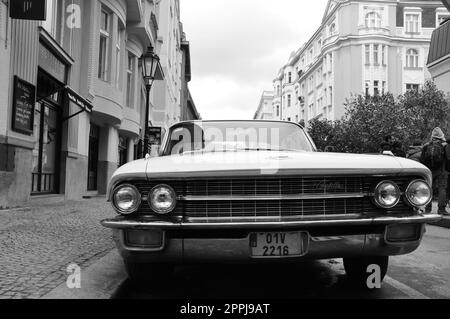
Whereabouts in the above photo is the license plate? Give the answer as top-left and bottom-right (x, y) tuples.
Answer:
(250, 232), (308, 258)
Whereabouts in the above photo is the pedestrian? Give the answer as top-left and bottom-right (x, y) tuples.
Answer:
(406, 140), (423, 162)
(420, 127), (450, 216)
(324, 145), (336, 153)
(392, 140), (406, 158)
(380, 135), (393, 152)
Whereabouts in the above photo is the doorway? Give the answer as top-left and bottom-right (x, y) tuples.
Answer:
(31, 101), (62, 194)
(87, 124), (100, 191)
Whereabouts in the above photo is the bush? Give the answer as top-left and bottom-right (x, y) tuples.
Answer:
(307, 81), (450, 154)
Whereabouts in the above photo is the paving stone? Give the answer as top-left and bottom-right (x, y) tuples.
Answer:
(0, 198), (116, 299)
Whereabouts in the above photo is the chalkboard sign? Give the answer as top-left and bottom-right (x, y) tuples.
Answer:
(12, 76), (36, 135)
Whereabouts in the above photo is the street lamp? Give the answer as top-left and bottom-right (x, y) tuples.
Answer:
(141, 45), (161, 157)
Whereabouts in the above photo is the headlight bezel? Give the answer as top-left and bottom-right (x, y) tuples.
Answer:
(404, 179), (432, 208)
(148, 184), (178, 215)
(111, 184), (142, 215)
(373, 180), (401, 209)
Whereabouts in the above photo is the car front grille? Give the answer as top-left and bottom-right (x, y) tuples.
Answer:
(131, 175), (419, 219)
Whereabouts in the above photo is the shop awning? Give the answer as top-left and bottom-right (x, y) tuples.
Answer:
(62, 86), (94, 122)
(65, 86), (93, 113)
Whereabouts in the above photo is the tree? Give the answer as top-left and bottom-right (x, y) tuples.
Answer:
(307, 81), (450, 154)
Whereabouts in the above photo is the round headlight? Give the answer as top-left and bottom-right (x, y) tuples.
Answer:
(149, 185), (177, 215)
(374, 181), (401, 209)
(112, 184), (141, 215)
(405, 180), (432, 207)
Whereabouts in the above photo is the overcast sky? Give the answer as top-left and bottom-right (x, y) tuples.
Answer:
(180, 0), (329, 120)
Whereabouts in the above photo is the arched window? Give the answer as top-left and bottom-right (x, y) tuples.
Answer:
(329, 23), (336, 35)
(406, 49), (419, 68)
(365, 12), (382, 28)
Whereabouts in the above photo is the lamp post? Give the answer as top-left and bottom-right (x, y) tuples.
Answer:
(141, 45), (160, 157)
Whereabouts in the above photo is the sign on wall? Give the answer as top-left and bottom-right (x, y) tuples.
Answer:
(9, 0), (47, 20)
(12, 76), (36, 135)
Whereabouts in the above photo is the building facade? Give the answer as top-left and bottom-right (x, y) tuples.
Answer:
(427, 15), (450, 91)
(267, 0), (449, 125)
(0, 0), (194, 208)
(253, 91), (275, 120)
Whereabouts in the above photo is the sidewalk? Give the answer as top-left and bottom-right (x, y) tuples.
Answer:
(0, 197), (115, 299)
(428, 201), (450, 229)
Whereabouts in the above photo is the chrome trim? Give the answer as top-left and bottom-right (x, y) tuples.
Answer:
(179, 193), (367, 201)
(101, 213), (442, 230)
(185, 213), (360, 222)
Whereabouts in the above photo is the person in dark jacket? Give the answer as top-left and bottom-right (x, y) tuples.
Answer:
(421, 127), (450, 215)
(380, 135), (393, 152)
(392, 140), (406, 157)
(406, 140), (423, 162)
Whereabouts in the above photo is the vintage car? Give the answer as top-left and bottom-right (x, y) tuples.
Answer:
(101, 120), (441, 284)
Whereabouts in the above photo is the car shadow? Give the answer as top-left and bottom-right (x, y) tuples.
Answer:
(112, 260), (387, 299)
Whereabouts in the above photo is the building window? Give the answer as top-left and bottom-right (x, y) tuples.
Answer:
(374, 81), (379, 96)
(126, 53), (135, 108)
(115, 25), (122, 88)
(287, 95), (291, 107)
(437, 14), (450, 27)
(382, 81), (386, 94)
(42, 0), (61, 41)
(98, 8), (111, 81)
(382, 45), (386, 65)
(288, 72), (292, 83)
(365, 12), (382, 28)
(365, 45), (371, 65)
(405, 14), (420, 33)
(406, 49), (419, 68)
(365, 81), (371, 96)
(406, 84), (419, 91)
(329, 87), (333, 105)
(329, 23), (336, 35)
(373, 44), (379, 65)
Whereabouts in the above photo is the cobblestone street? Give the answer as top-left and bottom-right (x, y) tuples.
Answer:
(0, 198), (115, 299)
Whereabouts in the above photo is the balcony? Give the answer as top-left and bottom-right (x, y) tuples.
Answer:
(427, 20), (450, 66)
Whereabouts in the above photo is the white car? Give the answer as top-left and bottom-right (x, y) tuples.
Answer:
(101, 120), (441, 285)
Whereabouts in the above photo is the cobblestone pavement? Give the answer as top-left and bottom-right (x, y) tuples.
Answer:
(0, 198), (116, 299)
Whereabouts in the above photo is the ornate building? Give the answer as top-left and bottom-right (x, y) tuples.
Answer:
(267, 0), (449, 124)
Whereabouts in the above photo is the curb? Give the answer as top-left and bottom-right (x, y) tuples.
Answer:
(430, 217), (450, 229)
(41, 250), (127, 299)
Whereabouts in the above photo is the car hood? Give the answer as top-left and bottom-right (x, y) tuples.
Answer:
(139, 151), (430, 179)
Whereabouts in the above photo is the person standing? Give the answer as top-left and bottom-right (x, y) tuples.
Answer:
(406, 140), (423, 162)
(420, 128), (450, 215)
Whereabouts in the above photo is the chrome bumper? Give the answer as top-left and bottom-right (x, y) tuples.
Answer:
(101, 214), (441, 264)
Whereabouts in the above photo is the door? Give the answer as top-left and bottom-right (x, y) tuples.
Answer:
(31, 102), (61, 194)
(87, 124), (100, 191)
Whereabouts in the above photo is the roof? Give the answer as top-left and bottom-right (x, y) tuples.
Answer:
(427, 19), (450, 66)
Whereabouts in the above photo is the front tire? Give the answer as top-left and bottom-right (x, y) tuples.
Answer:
(343, 256), (389, 287)
(124, 261), (174, 284)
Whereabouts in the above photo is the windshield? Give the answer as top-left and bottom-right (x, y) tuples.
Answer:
(162, 121), (315, 156)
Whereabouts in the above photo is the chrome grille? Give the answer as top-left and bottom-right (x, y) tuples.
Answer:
(132, 176), (419, 218)
(185, 177), (363, 196)
(184, 198), (366, 218)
